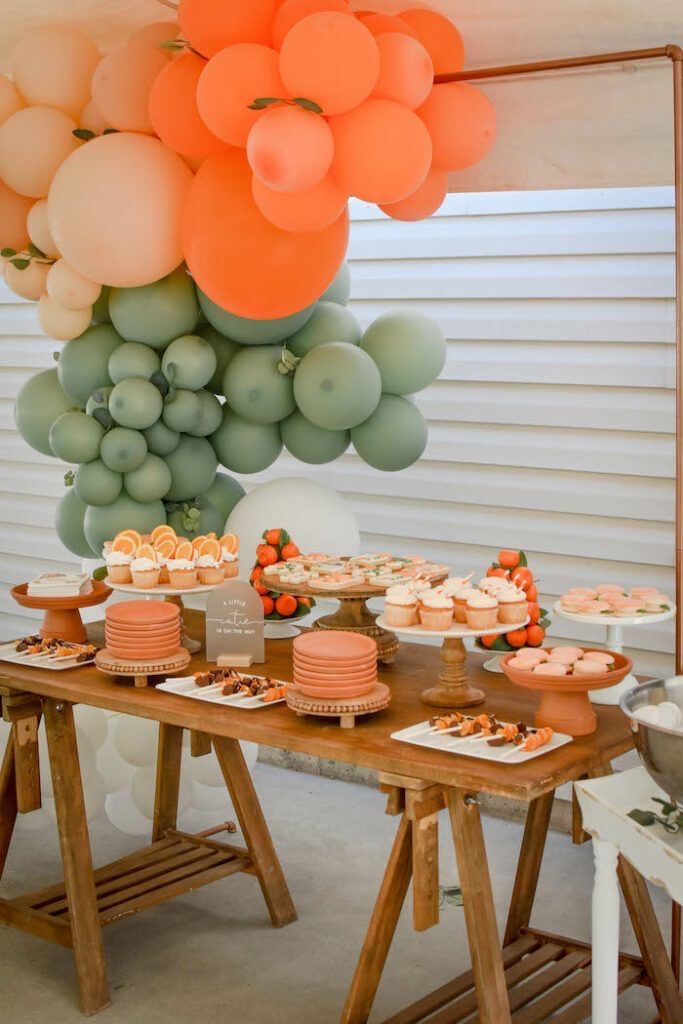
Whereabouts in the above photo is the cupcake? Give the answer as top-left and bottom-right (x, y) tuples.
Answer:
(197, 554), (225, 585)
(465, 591), (498, 631)
(104, 549), (133, 584)
(497, 587), (529, 625)
(418, 591), (454, 631)
(130, 556), (160, 589)
(166, 558), (198, 589)
(384, 585), (419, 627)
(441, 574), (474, 596)
(453, 585), (477, 623)
(222, 550), (239, 579)
(479, 576), (513, 595)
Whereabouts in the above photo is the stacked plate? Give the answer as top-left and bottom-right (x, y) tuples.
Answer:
(105, 601), (181, 661)
(293, 631), (377, 699)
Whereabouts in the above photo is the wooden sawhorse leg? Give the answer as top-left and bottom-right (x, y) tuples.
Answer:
(152, 723), (184, 842)
(0, 729), (18, 880)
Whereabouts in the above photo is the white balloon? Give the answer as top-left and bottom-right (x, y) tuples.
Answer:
(38, 293), (91, 341)
(186, 750), (225, 788)
(131, 766), (191, 820)
(106, 785), (153, 836)
(97, 736), (136, 794)
(44, 769), (106, 823)
(241, 741), (259, 771)
(74, 705), (109, 750)
(113, 715), (158, 768)
(190, 780), (232, 813)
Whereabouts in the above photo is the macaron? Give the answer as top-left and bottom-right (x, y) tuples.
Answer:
(596, 584), (626, 596)
(507, 655), (538, 670)
(573, 659), (608, 675)
(612, 598), (645, 616)
(629, 587), (658, 598)
(532, 662), (568, 676)
(582, 651), (615, 666)
(565, 588), (597, 600)
(517, 647), (549, 662)
(549, 646), (584, 664)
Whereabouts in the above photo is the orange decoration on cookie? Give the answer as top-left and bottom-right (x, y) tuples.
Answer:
(199, 537), (221, 561)
(219, 533), (239, 555)
(175, 539), (194, 561)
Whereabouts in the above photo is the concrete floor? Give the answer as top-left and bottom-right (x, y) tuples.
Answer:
(0, 763), (671, 1023)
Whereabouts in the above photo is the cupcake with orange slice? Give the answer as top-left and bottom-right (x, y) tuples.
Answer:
(153, 534), (177, 584)
(219, 533), (240, 578)
(196, 537), (225, 585)
(130, 543), (161, 589)
(105, 532), (138, 583)
(167, 539), (198, 589)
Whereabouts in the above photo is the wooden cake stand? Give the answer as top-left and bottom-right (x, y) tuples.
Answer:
(106, 580), (220, 654)
(11, 580), (111, 643)
(286, 682), (391, 729)
(95, 648), (191, 688)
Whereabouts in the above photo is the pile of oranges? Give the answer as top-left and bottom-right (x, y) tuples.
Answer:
(250, 527), (314, 621)
(109, 524), (237, 567)
(479, 549), (550, 652)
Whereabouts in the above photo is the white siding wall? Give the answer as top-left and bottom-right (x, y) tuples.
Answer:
(1, 187), (676, 672)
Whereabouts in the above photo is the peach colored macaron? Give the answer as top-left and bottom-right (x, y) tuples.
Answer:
(573, 659), (608, 675)
(549, 646), (583, 664)
(566, 588), (597, 600)
(629, 587), (658, 598)
(507, 655), (538, 670)
(532, 662), (568, 676)
(516, 647), (548, 663)
(596, 584), (625, 596)
(582, 651), (615, 665)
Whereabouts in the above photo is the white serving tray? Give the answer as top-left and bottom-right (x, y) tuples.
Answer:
(158, 673), (288, 709)
(107, 580), (219, 597)
(376, 614), (529, 640)
(0, 640), (97, 670)
(391, 719), (572, 764)
(553, 601), (675, 628)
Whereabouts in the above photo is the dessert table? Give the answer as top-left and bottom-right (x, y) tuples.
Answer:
(0, 610), (680, 1024)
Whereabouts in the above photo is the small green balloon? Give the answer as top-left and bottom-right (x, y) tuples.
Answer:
(287, 301), (361, 359)
(351, 395), (427, 471)
(187, 390), (223, 437)
(161, 334), (216, 390)
(205, 471), (246, 517)
(74, 459), (122, 506)
(320, 261), (351, 305)
(100, 427), (148, 472)
(198, 288), (315, 345)
(163, 435), (218, 501)
(86, 386), (113, 416)
(109, 378), (163, 430)
(49, 411), (104, 464)
(166, 501), (227, 540)
(109, 268), (199, 350)
(108, 342), (161, 384)
(14, 368), (75, 457)
(211, 407), (282, 474)
(56, 489), (94, 557)
(198, 325), (241, 393)
(293, 342), (381, 430)
(162, 389), (202, 433)
(124, 453), (173, 503)
(91, 286), (110, 324)
(84, 494), (166, 556)
(223, 346), (295, 425)
(280, 410), (350, 464)
(360, 311), (447, 395)
(143, 419), (180, 456)
(57, 324), (123, 406)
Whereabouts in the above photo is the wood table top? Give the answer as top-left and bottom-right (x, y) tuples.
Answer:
(0, 611), (634, 802)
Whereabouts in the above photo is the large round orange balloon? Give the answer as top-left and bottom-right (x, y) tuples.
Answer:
(0, 107), (81, 199)
(91, 44), (169, 134)
(252, 172), (346, 232)
(247, 104), (333, 192)
(0, 75), (23, 128)
(279, 12), (379, 116)
(11, 24), (100, 119)
(183, 150), (348, 318)
(197, 44), (284, 147)
(48, 133), (193, 288)
(149, 53), (228, 158)
(179, 0), (277, 58)
(358, 13), (417, 38)
(330, 98), (431, 205)
(0, 181), (31, 250)
(379, 166), (447, 221)
(373, 32), (433, 109)
(399, 8), (465, 75)
(272, 0), (351, 49)
(418, 82), (496, 171)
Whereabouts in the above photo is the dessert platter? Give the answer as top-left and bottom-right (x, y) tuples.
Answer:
(11, 576), (111, 644)
(392, 711), (572, 764)
(158, 669), (288, 709)
(0, 635), (100, 670)
(95, 600), (190, 688)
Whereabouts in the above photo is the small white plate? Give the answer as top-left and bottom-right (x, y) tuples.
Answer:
(157, 672), (288, 709)
(0, 641), (96, 670)
(391, 719), (572, 763)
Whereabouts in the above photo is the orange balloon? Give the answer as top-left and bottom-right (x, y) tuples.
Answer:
(0, 107), (81, 199)
(247, 104), (333, 192)
(179, 0), (277, 58)
(379, 166), (447, 221)
(197, 44), (284, 147)
(91, 44), (169, 134)
(418, 82), (496, 171)
(358, 13), (418, 38)
(252, 173), (347, 232)
(373, 32), (433, 109)
(0, 181), (31, 250)
(279, 12), (379, 116)
(183, 150), (348, 318)
(330, 98), (431, 205)
(399, 9), (465, 75)
(0, 75), (23, 128)
(11, 24), (100, 119)
(149, 53), (229, 158)
(272, 0), (351, 49)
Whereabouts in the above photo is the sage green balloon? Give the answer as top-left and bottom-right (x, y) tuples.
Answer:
(56, 489), (94, 557)
(91, 286), (110, 324)
(161, 334), (216, 390)
(143, 419), (180, 456)
(166, 501), (227, 541)
(14, 368), (75, 457)
(57, 324), (123, 406)
(100, 427), (147, 472)
(163, 435), (218, 501)
(206, 471), (245, 517)
(124, 454), (173, 503)
(223, 346), (295, 425)
(198, 325), (241, 393)
(109, 268), (199, 350)
(293, 342), (381, 430)
(86, 386), (113, 416)
(108, 342), (161, 384)
(360, 311), (447, 395)
(211, 408), (282, 474)
(49, 411), (104, 464)
(84, 494), (166, 556)
(320, 261), (351, 305)
(280, 410), (350, 464)
(287, 301), (361, 359)
(109, 378), (163, 430)
(74, 459), (122, 507)
(198, 288), (315, 344)
(162, 388), (202, 433)
(351, 395), (427, 471)
(187, 389), (223, 437)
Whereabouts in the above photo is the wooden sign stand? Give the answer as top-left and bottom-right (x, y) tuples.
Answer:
(205, 581), (265, 667)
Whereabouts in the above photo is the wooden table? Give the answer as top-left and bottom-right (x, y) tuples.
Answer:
(0, 611), (680, 1024)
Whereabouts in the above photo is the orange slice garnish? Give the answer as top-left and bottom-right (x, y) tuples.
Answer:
(136, 543), (157, 562)
(191, 535), (207, 553)
(206, 532), (217, 539)
(175, 539), (194, 561)
(115, 529), (142, 548)
(111, 535), (137, 556)
(219, 533), (239, 555)
(199, 538), (221, 561)
(154, 537), (176, 559)
(151, 524), (176, 544)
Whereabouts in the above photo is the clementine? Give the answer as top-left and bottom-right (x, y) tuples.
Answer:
(498, 549), (520, 570)
(525, 624), (545, 647)
(505, 628), (528, 648)
(275, 594), (298, 618)
(261, 594), (275, 616)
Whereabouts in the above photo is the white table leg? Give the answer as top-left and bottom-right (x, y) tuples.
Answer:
(592, 838), (621, 1024)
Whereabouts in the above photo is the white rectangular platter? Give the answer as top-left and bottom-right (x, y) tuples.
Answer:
(158, 673), (288, 709)
(392, 720), (573, 764)
(0, 641), (97, 670)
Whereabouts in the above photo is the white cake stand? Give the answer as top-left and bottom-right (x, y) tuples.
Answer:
(376, 614), (529, 708)
(106, 580), (219, 653)
(553, 601), (676, 706)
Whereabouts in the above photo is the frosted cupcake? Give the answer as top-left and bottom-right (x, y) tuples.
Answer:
(384, 585), (419, 627)
(418, 591), (454, 631)
(441, 574), (474, 597)
(130, 556), (160, 589)
(497, 587), (529, 625)
(197, 554), (225, 585)
(222, 549), (239, 579)
(166, 558), (198, 589)
(453, 585), (477, 623)
(465, 592), (499, 631)
(104, 549), (133, 584)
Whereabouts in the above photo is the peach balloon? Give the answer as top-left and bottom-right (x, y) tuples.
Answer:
(197, 44), (284, 147)
(279, 12), (379, 116)
(0, 181), (32, 250)
(252, 173), (347, 232)
(358, 13), (417, 38)
(48, 132), (193, 288)
(79, 99), (109, 136)
(27, 200), (60, 258)
(4, 256), (49, 301)
(11, 24), (100, 119)
(399, 9), (465, 75)
(0, 75), (23, 127)
(373, 32), (433, 109)
(179, 0), (277, 58)
(247, 104), (333, 192)
(91, 44), (169, 134)
(272, 0), (351, 49)
(183, 149), (348, 318)
(418, 82), (496, 171)
(0, 107), (81, 199)
(149, 53), (228, 158)
(379, 167), (448, 221)
(47, 258), (101, 310)
(38, 294), (92, 342)
(330, 98), (431, 204)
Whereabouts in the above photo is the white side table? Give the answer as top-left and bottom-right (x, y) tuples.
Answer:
(575, 767), (683, 1024)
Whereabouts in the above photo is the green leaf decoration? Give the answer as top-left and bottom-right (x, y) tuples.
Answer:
(53, 350), (60, 362)
(0, 247), (17, 258)
(628, 808), (656, 826)
(73, 128), (96, 141)
(92, 565), (108, 582)
(10, 258), (30, 270)
(160, 38), (186, 50)
(439, 885), (463, 908)
(92, 408), (113, 430)
(652, 797), (678, 816)
(102, 128), (119, 135)
(247, 96), (281, 110)
(27, 242), (46, 259)
(517, 550), (528, 567)
(150, 371), (170, 398)
(293, 97), (324, 114)
(64, 469), (75, 486)
(538, 617), (551, 629)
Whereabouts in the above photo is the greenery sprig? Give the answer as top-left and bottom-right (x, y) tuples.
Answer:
(248, 96), (324, 115)
(277, 347), (300, 376)
(628, 797), (683, 834)
(1, 244), (56, 271)
(72, 127), (119, 141)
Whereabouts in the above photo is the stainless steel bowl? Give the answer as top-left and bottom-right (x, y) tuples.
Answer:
(620, 676), (683, 805)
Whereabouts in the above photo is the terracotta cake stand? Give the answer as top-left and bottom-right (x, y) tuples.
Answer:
(95, 648), (191, 689)
(11, 580), (111, 643)
(286, 682), (391, 729)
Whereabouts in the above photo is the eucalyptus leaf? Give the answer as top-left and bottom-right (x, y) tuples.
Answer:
(1, 247), (17, 258)
(92, 408), (114, 430)
(248, 96), (280, 110)
(10, 258), (30, 270)
(64, 469), (75, 487)
(439, 885), (463, 908)
(73, 128), (96, 141)
(53, 351), (60, 362)
(150, 370), (170, 398)
(652, 797), (678, 816)
(293, 97), (324, 114)
(102, 128), (119, 135)
(518, 550), (528, 567)
(628, 809), (656, 826)
(27, 242), (46, 259)
(160, 38), (185, 50)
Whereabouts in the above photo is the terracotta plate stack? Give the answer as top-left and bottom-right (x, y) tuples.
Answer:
(105, 601), (181, 661)
(293, 631), (377, 698)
